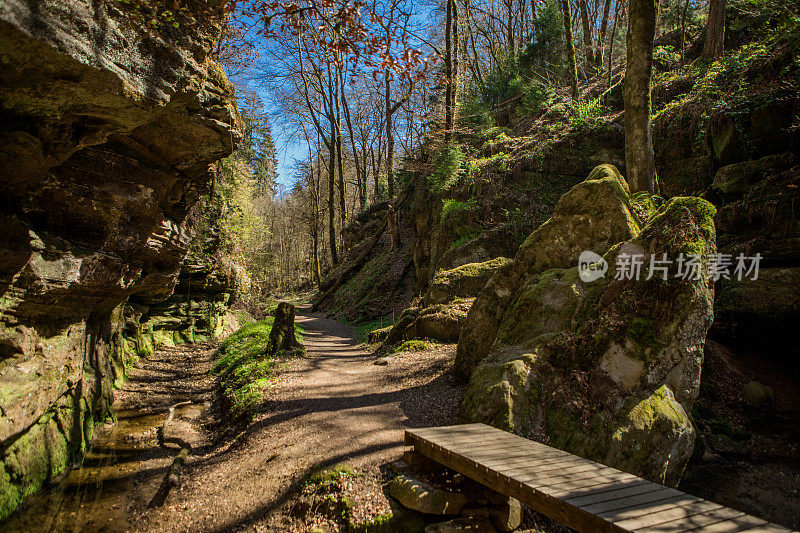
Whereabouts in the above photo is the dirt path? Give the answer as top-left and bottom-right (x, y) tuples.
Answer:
(131, 307), (462, 531)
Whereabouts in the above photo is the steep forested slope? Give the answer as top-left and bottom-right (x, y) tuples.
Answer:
(316, 2), (800, 524)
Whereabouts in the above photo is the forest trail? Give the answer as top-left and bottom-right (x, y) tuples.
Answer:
(131, 306), (461, 531)
(3, 307), (460, 532)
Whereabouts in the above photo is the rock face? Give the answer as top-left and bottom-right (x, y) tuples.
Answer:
(458, 165), (717, 486)
(377, 258), (511, 350)
(425, 258), (511, 306)
(0, 0), (238, 517)
(456, 164), (644, 380)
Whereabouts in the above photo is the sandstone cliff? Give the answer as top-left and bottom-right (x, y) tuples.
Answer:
(0, 0), (238, 517)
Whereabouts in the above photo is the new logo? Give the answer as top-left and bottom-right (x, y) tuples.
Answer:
(578, 250), (608, 283)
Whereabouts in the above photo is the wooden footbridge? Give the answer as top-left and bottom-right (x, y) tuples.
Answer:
(405, 424), (794, 532)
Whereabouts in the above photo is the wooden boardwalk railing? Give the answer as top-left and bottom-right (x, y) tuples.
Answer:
(404, 423), (794, 532)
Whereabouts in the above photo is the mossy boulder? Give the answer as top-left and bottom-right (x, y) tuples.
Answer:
(742, 381), (774, 409)
(368, 325), (393, 344)
(456, 164), (649, 380)
(711, 152), (794, 199)
(425, 258), (511, 306)
(390, 475), (468, 515)
(379, 300), (473, 351)
(458, 165), (716, 486)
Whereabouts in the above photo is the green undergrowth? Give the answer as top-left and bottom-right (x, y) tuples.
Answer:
(305, 463), (357, 487)
(440, 197), (477, 224)
(341, 317), (394, 344)
(212, 318), (305, 421)
(392, 339), (431, 353)
(567, 95), (608, 128)
(428, 146), (466, 194)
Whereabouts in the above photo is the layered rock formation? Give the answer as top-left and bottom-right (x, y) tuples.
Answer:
(0, 0), (238, 517)
(376, 257), (511, 349)
(458, 166), (717, 485)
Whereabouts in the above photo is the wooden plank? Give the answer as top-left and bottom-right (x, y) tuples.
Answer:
(514, 462), (611, 487)
(684, 516), (791, 533)
(452, 442), (537, 456)
(565, 481), (671, 507)
(583, 487), (683, 515)
(601, 495), (697, 522)
(549, 474), (645, 499)
(630, 505), (743, 532)
(480, 453), (577, 473)
(405, 425), (794, 533)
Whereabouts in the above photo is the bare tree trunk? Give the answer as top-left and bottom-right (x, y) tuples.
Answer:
(327, 138), (338, 265)
(506, 0), (515, 55)
(385, 73), (395, 197)
(453, 0), (459, 120)
(444, 0), (454, 143)
(597, 0), (613, 68)
(608, 0), (622, 87)
(334, 59), (347, 229)
(624, 0), (659, 193)
(679, 0), (691, 65)
(340, 76), (364, 213)
(561, 0), (579, 99)
(371, 148), (380, 201)
(579, 0), (596, 67)
(702, 0), (726, 59)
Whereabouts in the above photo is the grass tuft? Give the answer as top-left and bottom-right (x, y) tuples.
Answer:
(213, 318), (304, 421)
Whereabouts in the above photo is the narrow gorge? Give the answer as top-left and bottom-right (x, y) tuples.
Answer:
(1, 0), (798, 531)
(0, 0), (238, 518)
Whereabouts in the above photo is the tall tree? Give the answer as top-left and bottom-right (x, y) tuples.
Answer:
(702, 0), (726, 58)
(579, 0), (596, 66)
(597, 0), (614, 68)
(607, 0), (623, 87)
(561, 0), (580, 99)
(679, 0), (691, 65)
(385, 74), (413, 198)
(624, 0), (659, 193)
(444, 0), (455, 142)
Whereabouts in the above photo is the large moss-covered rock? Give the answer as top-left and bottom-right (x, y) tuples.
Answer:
(425, 258), (511, 306)
(380, 300), (473, 350)
(456, 164), (645, 380)
(459, 166), (716, 486)
(0, 0), (238, 517)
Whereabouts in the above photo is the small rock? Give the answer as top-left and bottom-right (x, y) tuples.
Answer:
(389, 460), (410, 473)
(461, 506), (490, 518)
(489, 497), (522, 532)
(742, 381), (774, 409)
(708, 434), (748, 455)
(390, 475), (467, 515)
(425, 516), (497, 532)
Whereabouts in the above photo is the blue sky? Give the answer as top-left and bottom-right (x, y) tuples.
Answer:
(229, 1), (439, 190)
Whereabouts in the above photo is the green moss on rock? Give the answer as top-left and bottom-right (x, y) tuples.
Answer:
(458, 165), (716, 485)
(426, 257), (511, 306)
